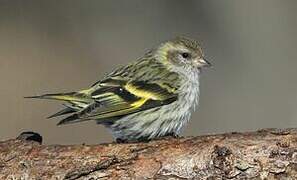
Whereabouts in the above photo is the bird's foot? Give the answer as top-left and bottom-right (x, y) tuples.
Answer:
(165, 132), (180, 138)
(115, 138), (129, 143)
(155, 132), (180, 141)
(116, 137), (151, 144)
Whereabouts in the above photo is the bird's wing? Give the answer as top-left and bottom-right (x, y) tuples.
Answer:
(57, 78), (178, 125)
(57, 58), (181, 125)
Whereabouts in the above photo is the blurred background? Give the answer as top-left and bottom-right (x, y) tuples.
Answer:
(0, 0), (297, 144)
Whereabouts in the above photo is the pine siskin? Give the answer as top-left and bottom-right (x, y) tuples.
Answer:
(26, 37), (211, 142)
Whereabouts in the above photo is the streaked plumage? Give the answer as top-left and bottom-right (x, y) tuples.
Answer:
(26, 36), (211, 142)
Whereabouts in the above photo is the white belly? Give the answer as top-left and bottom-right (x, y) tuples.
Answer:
(106, 74), (200, 141)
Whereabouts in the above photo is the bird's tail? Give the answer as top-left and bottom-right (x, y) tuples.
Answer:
(25, 91), (89, 102)
(46, 105), (76, 119)
(25, 89), (94, 119)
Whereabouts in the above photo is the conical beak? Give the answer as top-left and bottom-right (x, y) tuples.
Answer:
(199, 58), (212, 67)
(194, 58), (212, 68)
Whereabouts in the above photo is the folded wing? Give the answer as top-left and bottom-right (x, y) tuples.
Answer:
(57, 78), (178, 125)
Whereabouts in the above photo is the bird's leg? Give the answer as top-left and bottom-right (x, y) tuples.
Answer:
(164, 132), (180, 138)
(154, 132), (180, 141)
(136, 137), (151, 143)
(116, 137), (151, 143)
(116, 134), (178, 143)
(115, 138), (129, 143)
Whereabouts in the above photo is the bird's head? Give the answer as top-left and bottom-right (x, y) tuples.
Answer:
(156, 36), (211, 71)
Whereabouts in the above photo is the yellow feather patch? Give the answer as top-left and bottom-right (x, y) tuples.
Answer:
(131, 98), (148, 107)
(125, 83), (161, 100)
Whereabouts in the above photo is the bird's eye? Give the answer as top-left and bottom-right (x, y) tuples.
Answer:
(181, 52), (190, 59)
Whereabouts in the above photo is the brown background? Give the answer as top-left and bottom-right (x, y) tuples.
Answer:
(1, 0), (297, 144)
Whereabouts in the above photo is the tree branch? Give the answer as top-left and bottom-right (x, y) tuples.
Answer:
(1, 128), (297, 179)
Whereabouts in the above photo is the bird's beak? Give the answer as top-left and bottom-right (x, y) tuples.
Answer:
(193, 58), (212, 68)
(200, 58), (212, 67)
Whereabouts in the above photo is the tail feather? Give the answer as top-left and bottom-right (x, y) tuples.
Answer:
(47, 107), (76, 119)
(57, 113), (90, 126)
(25, 92), (76, 99)
(25, 89), (95, 125)
(24, 92), (89, 103)
(57, 114), (82, 126)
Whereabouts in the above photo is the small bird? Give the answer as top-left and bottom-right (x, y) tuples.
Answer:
(26, 37), (211, 142)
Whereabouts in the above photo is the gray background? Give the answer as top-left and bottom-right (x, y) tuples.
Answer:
(1, 0), (297, 144)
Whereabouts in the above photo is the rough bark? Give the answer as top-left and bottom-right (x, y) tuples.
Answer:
(1, 128), (297, 179)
